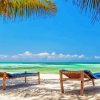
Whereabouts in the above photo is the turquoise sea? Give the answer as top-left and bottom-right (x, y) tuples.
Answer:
(0, 62), (100, 73)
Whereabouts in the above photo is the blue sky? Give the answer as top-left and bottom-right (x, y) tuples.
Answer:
(0, 0), (100, 62)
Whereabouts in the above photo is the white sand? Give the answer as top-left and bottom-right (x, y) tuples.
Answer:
(0, 74), (100, 100)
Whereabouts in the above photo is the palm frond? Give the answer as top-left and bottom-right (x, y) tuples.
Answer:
(0, 0), (56, 19)
(73, 0), (100, 22)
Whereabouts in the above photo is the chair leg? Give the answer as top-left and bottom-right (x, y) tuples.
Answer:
(80, 72), (84, 96)
(92, 79), (95, 86)
(25, 77), (26, 83)
(25, 71), (27, 83)
(3, 73), (6, 90)
(38, 72), (40, 84)
(80, 80), (84, 96)
(60, 71), (64, 93)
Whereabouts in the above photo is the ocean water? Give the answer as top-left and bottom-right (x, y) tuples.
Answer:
(0, 62), (100, 73)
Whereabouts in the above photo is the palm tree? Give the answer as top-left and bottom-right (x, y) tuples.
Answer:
(0, 0), (100, 21)
(0, 0), (56, 19)
(73, 0), (100, 21)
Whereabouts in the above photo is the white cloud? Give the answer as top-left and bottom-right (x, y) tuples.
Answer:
(37, 52), (49, 57)
(94, 56), (100, 59)
(23, 51), (33, 56)
(0, 55), (8, 58)
(0, 51), (86, 62)
(51, 52), (56, 56)
(18, 51), (33, 56)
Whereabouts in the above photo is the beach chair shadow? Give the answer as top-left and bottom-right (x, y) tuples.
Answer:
(63, 86), (100, 95)
(0, 83), (33, 89)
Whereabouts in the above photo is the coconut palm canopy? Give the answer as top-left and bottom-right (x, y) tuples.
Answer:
(0, 0), (100, 21)
(73, 0), (100, 21)
(0, 0), (56, 19)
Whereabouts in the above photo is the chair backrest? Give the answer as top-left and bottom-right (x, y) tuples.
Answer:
(84, 70), (95, 79)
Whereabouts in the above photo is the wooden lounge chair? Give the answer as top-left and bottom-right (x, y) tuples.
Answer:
(0, 72), (40, 90)
(59, 70), (100, 96)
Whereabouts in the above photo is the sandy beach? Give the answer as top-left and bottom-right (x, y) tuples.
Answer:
(0, 74), (100, 100)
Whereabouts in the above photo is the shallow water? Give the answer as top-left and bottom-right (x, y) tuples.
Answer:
(0, 62), (100, 73)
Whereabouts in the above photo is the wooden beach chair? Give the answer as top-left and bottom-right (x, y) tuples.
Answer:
(59, 70), (100, 96)
(0, 72), (40, 90)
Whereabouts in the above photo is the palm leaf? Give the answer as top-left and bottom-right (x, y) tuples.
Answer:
(0, 0), (56, 19)
(73, 0), (100, 21)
